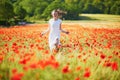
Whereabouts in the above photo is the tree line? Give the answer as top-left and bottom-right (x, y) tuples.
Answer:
(0, 0), (120, 26)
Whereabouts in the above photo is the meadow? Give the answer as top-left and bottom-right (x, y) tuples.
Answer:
(0, 14), (120, 80)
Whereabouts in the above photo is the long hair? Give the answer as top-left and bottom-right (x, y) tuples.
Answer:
(51, 9), (66, 18)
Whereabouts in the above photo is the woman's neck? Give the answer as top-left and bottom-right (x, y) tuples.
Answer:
(53, 17), (58, 20)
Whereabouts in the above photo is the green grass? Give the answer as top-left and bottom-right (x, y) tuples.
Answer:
(62, 14), (120, 28)
(79, 14), (120, 22)
(31, 14), (120, 24)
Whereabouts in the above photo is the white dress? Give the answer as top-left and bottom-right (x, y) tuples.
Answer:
(48, 18), (62, 51)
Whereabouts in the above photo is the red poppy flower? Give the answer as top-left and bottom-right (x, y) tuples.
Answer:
(23, 66), (29, 71)
(19, 59), (27, 65)
(44, 50), (49, 54)
(13, 42), (17, 46)
(75, 77), (80, 80)
(29, 63), (38, 69)
(76, 66), (81, 71)
(12, 68), (17, 74)
(84, 68), (91, 78)
(111, 62), (118, 71)
(100, 54), (106, 59)
(11, 73), (24, 80)
(62, 65), (69, 73)
(84, 71), (91, 78)
(0, 56), (3, 63)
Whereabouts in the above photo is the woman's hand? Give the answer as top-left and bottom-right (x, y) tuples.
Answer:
(41, 32), (44, 36)
(65, 31), (69, 34)
(40, 27), (50, 37)
(40, 32), (44, 37)
(61, 29), (69, 34)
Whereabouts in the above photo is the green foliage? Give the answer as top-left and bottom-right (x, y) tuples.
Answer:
(14, 5), (27, 19)
(0, 0), (120, 26)
(0, 0), (14, 20)
(34, 1), (49, 19)
(83, 3), (100, 13)
(110, 1), (120, 15)
(20, 0), (49, 16)
(64, 0), (81, 20)
(0, 0), (15, 26)
(20, 0), (37, 17)
(42, 0), (65, 20)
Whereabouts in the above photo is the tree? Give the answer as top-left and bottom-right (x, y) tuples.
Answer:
(103, 0), (114, 14)
(64, 0), (81, 20)
(14, 5), (27, 19)
(83, 3), (100, 13)
(93, 0), (105, 13)
(110, 1), (120, 15)
(19, 0), (51, 19)
(34, 1), (49, 19)
(0, 0), (14, 26)
(42, 0), (65, 20)
(20, 0), (37, 17)
(0, 0), (14, 21)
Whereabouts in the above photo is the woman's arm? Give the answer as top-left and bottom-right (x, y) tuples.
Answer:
(60, 23), (69, 34)
(41, 25), (50, 36)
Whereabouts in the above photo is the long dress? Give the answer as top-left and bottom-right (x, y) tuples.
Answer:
(48, 18), (62, 51)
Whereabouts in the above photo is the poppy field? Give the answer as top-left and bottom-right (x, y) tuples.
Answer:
(0, 23), (120, 80)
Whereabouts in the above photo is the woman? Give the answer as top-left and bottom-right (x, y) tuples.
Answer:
(41, 9), (69, 52)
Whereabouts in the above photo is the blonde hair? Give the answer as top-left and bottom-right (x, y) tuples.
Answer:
(51, 9), (59, 15)
(51, 9), (66, 18)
